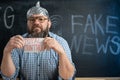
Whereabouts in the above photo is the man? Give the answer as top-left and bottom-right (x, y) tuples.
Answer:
(1, 1), (75, 80)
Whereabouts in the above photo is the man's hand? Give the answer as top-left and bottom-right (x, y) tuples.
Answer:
(4, 35), (25, 54)
(43, 37), (65, 55)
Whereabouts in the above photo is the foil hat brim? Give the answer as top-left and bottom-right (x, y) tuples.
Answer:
(27, 1), (49, 18)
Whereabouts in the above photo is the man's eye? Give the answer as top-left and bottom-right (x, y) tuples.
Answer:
(29, 18), (34, 21)
(39, 18), (44, 21)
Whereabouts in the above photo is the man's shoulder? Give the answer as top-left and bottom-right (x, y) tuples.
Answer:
(22, 33), (28, 38)
(49, 32), (67, 43)
(49, 32), (63, 39)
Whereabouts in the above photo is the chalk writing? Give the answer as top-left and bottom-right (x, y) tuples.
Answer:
(84, 14), (95, 34)
(82, 35), (95, 55)
(4, 6), (14, 29)
(72, 14), (119, 35)
(110, 36), (120, 55)
(71, 34), (83, 53)
(94, 14), (104, 35)
(71, 14), (120, 55)
(106, 16), (119, 34)
(50, 15), (63, 36)
(71, 15), (84, 34)
(96, 36), (120, 55)
(96, 36), (110, 54)
(0, 6), (14, 29)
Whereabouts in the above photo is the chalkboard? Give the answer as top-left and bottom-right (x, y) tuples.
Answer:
(0, 0), (120, 77)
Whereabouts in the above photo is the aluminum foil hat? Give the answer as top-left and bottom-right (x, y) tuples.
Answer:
(27, 1), (49, 18)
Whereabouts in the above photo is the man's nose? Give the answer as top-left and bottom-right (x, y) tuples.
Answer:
(34, 19), (40, 24)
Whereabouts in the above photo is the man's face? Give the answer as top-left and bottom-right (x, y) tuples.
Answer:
(27, 14), (51, 37)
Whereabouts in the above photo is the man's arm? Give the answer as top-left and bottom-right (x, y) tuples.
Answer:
(44, 37), (75, 79)
(1, 50), (16, 77)
(1, 35), (24, 77)
(58, 51), (75, 79)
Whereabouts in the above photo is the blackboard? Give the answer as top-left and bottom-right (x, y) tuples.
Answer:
(0, 0), (120, 77)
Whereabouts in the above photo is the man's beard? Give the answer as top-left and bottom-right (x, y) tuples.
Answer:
(27, 26), (49, 38)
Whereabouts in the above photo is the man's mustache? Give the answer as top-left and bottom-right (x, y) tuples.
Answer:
(27, 26), (49, 38)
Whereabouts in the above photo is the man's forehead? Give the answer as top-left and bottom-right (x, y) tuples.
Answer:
(29, 14), (48, 18)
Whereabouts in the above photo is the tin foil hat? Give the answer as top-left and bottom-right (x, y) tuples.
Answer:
(27, 1), (49, 18)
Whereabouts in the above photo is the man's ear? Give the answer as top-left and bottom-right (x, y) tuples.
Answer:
(48, 20), (51, 28)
